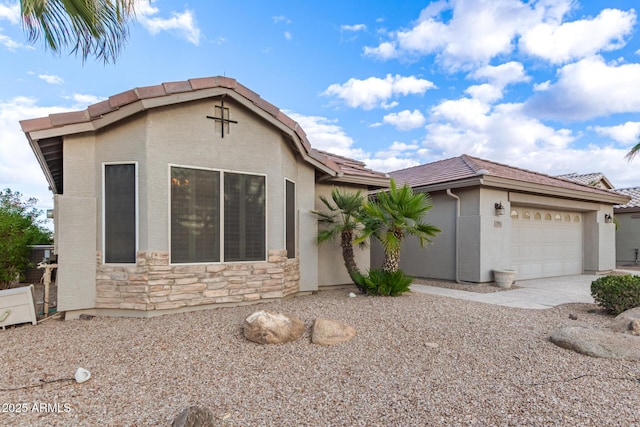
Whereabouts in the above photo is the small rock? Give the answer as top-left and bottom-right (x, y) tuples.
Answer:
(569, 314), (578, 320)
(424, 342), (439, 349)
(348, 292), (356, 298)
(311, 317), (356, 346)
(172, 406), (216, 427)
(243, 311), (305, 344)
(550, 326), (640, 360)
(609, 307), (640, 336)
(79, 314), (95, 320)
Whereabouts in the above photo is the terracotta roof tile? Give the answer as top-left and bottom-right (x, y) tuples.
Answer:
(109, 89), (139, 108)
(135, 84), (167, 100)
(188, 77), (218, 90)
(614, 187), (640, 209)
(49, 110), (90, 127)
(162, 81), (192, 94)
(234, 82), (261, 105)
(20, 116), (53, 133)
(87, 99), (113, 118)
(557, 172), (614, 189)
(216, 76), (237, 89)
(317, 150), (388, 181)
(391, 154), (621, 198)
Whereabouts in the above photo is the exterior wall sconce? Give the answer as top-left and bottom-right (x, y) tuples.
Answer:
(495, 202), (505, 216)
(604, 213), (613, 223)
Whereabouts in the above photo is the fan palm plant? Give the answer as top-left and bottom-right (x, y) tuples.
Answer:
(314, 188), (367, 288)
(358, 179), (440, 273)
(20, 0), (135, 63)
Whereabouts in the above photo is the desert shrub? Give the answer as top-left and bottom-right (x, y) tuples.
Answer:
(353, 268), (413, 296)
(590, 275), (640, 315)
(0, 189), (52, 289)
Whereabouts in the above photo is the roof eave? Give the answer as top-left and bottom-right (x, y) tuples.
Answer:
(26, 134), (58, 194)
(482, 176), (630, 205)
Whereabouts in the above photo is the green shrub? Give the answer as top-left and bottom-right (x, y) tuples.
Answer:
(591, 275), (640, 315)
(354, 268), (413, 296)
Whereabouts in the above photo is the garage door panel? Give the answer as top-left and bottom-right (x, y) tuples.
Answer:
(511, 209), (582, 280)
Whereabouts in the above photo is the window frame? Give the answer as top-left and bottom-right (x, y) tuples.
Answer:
(102, 161), (139, 264)
(168, 164), (268, 265)
(285, 178), (296, 259)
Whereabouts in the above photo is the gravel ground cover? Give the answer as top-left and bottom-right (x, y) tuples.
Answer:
(1, 289), (639, 426)
(412, 278), (519, 293)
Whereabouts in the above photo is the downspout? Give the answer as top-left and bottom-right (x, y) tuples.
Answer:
(446, 189), (461, 283)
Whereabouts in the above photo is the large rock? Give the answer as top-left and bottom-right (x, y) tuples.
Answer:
(311, 317), (356, 346)
(550, 326), (640, 360)
(172, 406), (216, 427)
(609, 307), (640, 336)
(243, 310), (305, 344)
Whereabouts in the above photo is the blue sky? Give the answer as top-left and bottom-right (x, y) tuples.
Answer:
(2, 0), (640, 214)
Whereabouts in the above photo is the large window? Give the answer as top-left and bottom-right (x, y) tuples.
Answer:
(104, 163), (137, 263)
(285, 179), (296, 258)
(170, 166), (266, 263)
(171, 167), (220, 263)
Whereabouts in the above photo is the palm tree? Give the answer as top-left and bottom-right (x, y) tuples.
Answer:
(314, 188), (367, 288)
(20, 0), (136, 63)
(626, 139), (640, 161)
(358, 179), (440, 273)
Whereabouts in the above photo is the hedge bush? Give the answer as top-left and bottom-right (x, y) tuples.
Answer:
(353, 269), (413, 296)
(590, 275), (640, 315)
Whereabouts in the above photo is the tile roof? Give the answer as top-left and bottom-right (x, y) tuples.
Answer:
(21, 76), (389, 192)
(391, 154), (628, 202)
(614, 187), (640, 210)
(557, 172), (614, 189)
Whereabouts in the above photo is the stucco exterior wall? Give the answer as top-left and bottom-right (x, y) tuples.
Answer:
(387, 184), (618, 285)
(55, 97), (321, 316)
(616, 212), (640, 265)
(315, 183), (371, 287)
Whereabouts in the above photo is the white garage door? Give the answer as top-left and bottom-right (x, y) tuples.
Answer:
(511, 208), (583, 280)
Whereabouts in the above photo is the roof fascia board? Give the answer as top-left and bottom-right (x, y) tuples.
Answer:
(482, 175), (629, 205)
(508, 192), (602, 211)
(411, 177), (484, 193)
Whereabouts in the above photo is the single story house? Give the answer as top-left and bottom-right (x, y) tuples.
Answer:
(612, 187), (640, 266)
(380, 155), (630, 283)
(21, 76), (389, 318)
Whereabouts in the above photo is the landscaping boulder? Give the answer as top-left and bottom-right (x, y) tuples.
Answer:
(311, 317), (356, 346)
(609, 307), (640, 336)
(549, 326), (640, 360)
(243, 310), (305, 344)
(172, 406), (216, 427)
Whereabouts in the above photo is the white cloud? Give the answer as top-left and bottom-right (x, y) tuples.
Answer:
(469, 62), (530, 87)
(137, 0), (201, 45)
(364, 0), (553, 69)
(284, 31), (292, 40)
(323, 74), (435, 110)
(0, 33), (32, 51)
(38, 74), (64, 85)
(341, 24), (367, 32)
(0, 2), (20, 24)
(592, 122), (640, 145)
(520, 8), (636, 64)
(533, 80), (551, 91)
(465, 84), (504, 104)
(284, 111), (365, 159)
(383, 109), (426, 131)
(272, 16), (291, 24)
(363, 156), (419, 173)
(363, 1), (635, 70)
(0, 97), (76, 209)
(525, 56), (640, 120)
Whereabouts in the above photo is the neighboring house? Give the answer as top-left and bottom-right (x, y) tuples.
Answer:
(379, 155), (629, 283)
(557, 172), (615, 190)
(612, 187), (640, 266)
(21, 76), (389, 318)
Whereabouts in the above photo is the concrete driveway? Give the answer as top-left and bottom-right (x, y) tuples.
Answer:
(411, 274), (599, 309)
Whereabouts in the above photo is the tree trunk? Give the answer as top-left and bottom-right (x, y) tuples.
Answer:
(382, 248), (400, 273)
(341, 230), (359, 274)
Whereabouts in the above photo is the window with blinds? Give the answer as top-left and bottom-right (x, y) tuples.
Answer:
(171, 167), (220, 263)
(170, 166), (265, 263)
(104, 163), (137, 263)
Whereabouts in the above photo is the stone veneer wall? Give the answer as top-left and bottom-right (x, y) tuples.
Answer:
(95, 249), (300, 311)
